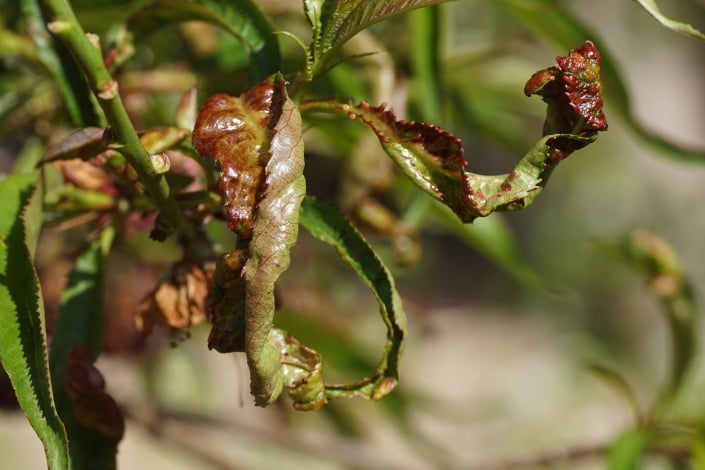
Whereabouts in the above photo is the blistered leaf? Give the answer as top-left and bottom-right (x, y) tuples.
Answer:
(0, 173), (69, 469)
(307, 0), (448, 79)
(616, 230), (699, 398)
(524, 40), (607, 135)
(299, 196), (406, 401)
(194, 74), (306, 406)
(498, 0), (705, 163)
(634, 0), (705, 42)
(269, 328), (326, 411)
(127, 0), (280, 83)
(193, 81), (285, 239)
(301, 94), (598, 222)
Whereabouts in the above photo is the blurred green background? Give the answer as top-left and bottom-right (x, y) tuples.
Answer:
(2, 0), (705, 468)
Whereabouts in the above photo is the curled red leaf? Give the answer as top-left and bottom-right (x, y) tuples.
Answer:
(192, 79), (287, 240)
(525, 40), (607, 137)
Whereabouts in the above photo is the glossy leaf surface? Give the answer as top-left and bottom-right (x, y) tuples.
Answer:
(0, 173), (69, 469)
(299, 196), (406, 401)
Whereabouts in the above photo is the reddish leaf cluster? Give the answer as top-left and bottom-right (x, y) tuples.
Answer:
(524, 40), (607, 137)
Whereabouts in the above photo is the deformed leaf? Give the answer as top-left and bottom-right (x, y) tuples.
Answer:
(0, 173), (69, 469)
(299, 196), (406, 401)
(193, 80), (286, 240)
(194, 74), (307, 407)
(126, 0), (280, 83)
(307, 0), (449, 79)
(270, 328), (326, 411)
(634, 0), (705, 42)
(498, 0), (705, 163)
(301, 89), (599, 223)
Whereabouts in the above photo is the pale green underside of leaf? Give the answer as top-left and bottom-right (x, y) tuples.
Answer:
(50, 227), (116, 468)
(299, 196), (407, 400)
(634, 0), (705, 42)
(497, 0), (705, 163)
(0, 173), (69, 469)
(243, 86), (306, 406)
(306, 0), (449, 79)
(127, 0), (280, 83)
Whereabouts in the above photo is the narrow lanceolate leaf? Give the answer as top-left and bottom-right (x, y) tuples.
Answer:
(50, 227), (122, 469)
(126, 0), (280, 83)
(634, 0), (705, 42)
(193, 74), (307, 407)
(299, 196), (407, 401)
(306, 0), (449, 79)
(0, 173), (69, 469)
(616, 230), (699, 399)
(301, 40), (605, 223)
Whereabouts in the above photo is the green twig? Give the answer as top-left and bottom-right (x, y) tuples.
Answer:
(40, 0), (192, 236)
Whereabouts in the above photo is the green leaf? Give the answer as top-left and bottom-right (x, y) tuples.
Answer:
(634, 0), (705, 41)
(608, 429), (649, 470)
(615, 230), (699, 399)
(299, 196), (407, 401)
(301, 100), (596, 222)
(0, 173), (69, 469)
(49, 227), (122, 469)
(126, 0), (280, 84)
(497, 0), (705, 163)
(307, 0), (449, 79)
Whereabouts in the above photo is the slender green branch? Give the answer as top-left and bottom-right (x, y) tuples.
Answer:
(41, 0), (192, 236)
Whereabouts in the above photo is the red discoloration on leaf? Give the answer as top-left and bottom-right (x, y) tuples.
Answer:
(524, 40), (607, 163)
(192, 79), (287, 240)
(64, 346), (124, 442)
(524, 40), (607, 135)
